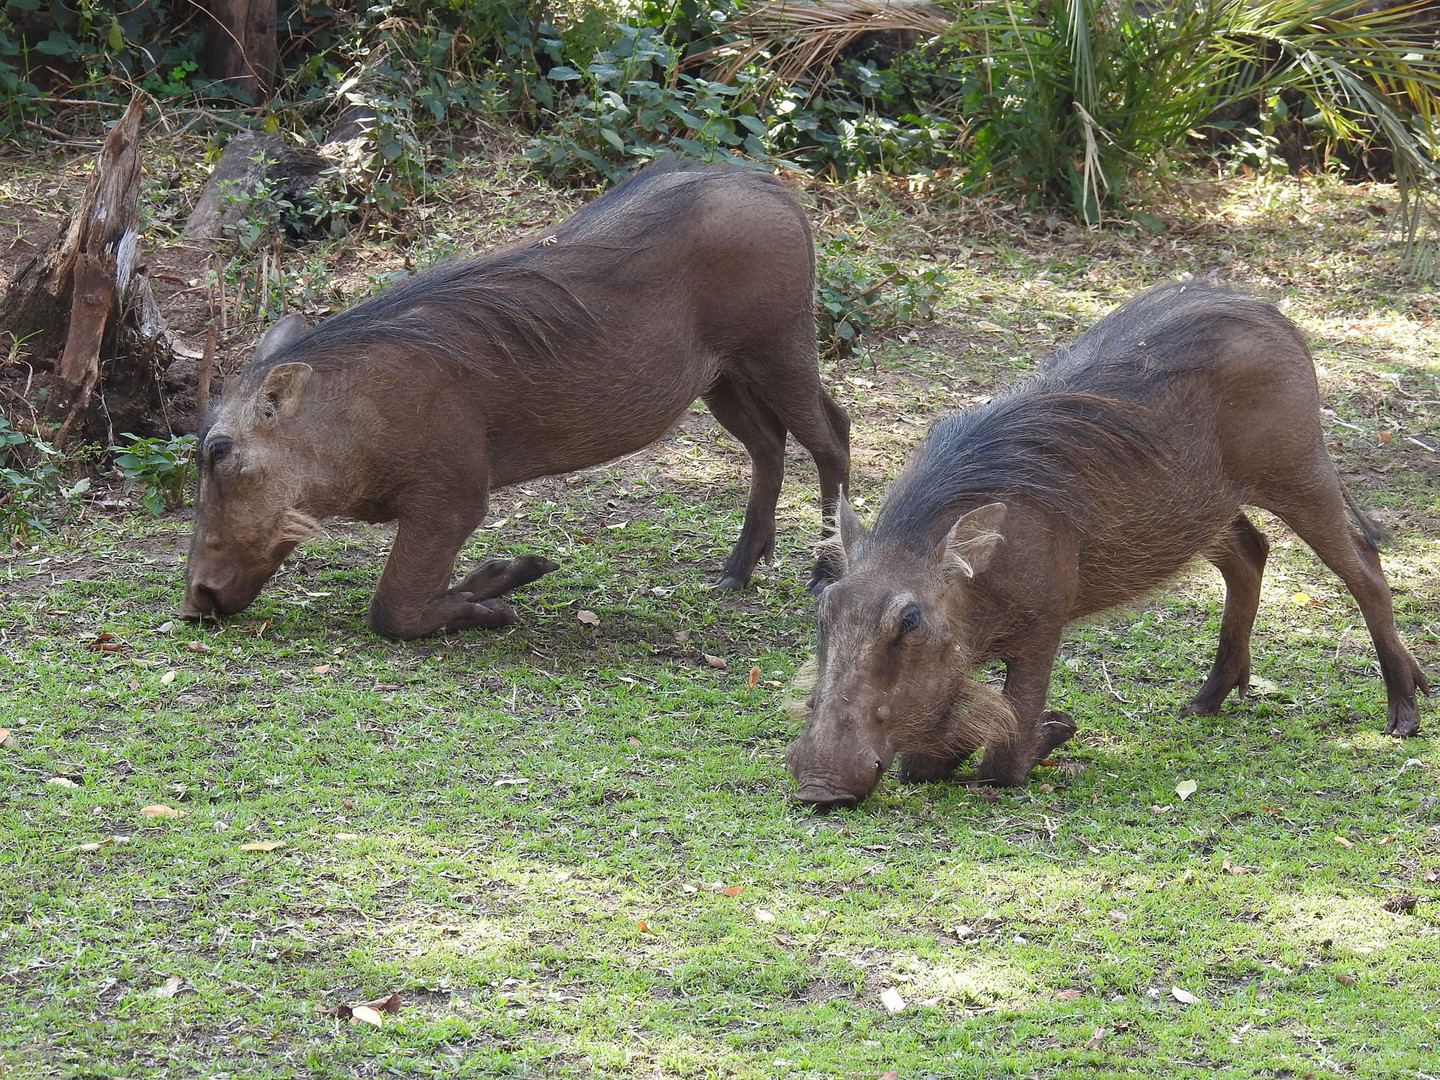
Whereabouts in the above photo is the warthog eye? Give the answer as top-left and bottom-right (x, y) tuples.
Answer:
(206, 437), (233, 467)
(897, 603), (922, 638)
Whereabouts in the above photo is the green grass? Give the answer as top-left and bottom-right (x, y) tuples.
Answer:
(3, 153), (1440, 1078)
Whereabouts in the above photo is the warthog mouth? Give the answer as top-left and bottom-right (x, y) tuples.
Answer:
(179, 578), (266, 620)
(792, 778), (864, 809)
(178, 585), (218, 620)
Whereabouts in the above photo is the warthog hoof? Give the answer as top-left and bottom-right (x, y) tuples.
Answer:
(458, 554), (559, 599)
(1035, 709), (1078, 754)
(1384, 705), (1422, 738)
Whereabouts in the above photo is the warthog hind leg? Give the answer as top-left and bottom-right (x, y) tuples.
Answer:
(703, 377), (785, 591)
(1266, 478), (1429, 736)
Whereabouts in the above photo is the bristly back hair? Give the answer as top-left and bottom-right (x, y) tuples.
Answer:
(874, 388), (1170, 554)
(244, 157), (777, 384)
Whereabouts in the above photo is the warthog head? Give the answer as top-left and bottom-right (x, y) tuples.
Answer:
(783, 499), (1016, 806)
(180, 315), (326, 621)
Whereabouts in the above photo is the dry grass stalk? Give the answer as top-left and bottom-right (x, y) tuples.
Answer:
(690, 0), (952, 92)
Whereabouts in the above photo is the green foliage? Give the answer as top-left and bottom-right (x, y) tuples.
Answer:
(521, 2), (965, 182)
(935, 0), (1440, 224)
(0, 415), (87, 541)
(816, 237), (949, 360)
(109, 432), (195, 516)
(523, 21), (762, 180)
(766, 73), (965, 179)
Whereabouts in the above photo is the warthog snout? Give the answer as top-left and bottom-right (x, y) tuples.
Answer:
(178, 582), (219, 619)
(180, 574), (264, 620)
(784, 727), (890, 807)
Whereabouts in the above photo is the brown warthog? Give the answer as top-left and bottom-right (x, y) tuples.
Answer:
(784, 281), (1428, 807)
(181, 160), (850, 638)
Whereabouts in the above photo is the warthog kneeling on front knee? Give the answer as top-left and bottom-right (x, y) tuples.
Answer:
(785, 281), (1428, 807)
(181, 159), (851, 639)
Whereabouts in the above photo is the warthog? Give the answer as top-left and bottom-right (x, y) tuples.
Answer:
(784, 281), (1428, 807)
(181, 160), (850, 638)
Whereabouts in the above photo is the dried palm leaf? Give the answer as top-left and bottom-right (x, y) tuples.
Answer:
(689, 0), (953, 91)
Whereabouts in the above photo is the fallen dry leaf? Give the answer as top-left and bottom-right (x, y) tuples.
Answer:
(0, 729), (14, 748)
(723, 885), (745, 897)
(754, 908), (775, 923)
(1291, 591), (1312, 605)
(239, 840), (286, 853)
(1335, 973), (1357, 987)
(1036, 783), (1054, 793)
(160, 670), (177, 685)
(1171, 985), (1200, 1005)
(1221, 858), (1251, 875)
(1379, 430), (1394, 444)
(1334, 836), (1355, 849)
(879, 1072), (899, 1080)
(1056, 988), (1083, 1001)
(673, 629), (691, 643)
(140, 804), (184, 820)
(880, 987), (906, 1014)
(312, 664), (332, 675)
(748, 665), (761, 689)
(1175, 779), (1198, 801)
(1381, 894), (1419, 914)
(334, 992), (401, 1023)
(155, 975), (184, 999)
(976, 319), (1007, 333)
(46, 776), (80, 789)
(349, 1005), (384, 1028)
(703, 654), (727, 670)
(577, 609), (600, 627)
(185, 641), (211, 653)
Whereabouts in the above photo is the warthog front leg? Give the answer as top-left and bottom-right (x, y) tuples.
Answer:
(369, 517), (553, 639)
(895, 750), (972, 785)
(973, 639), (1075, 786)
(456, 554), (559, 600)
(1186, 513), (1269, 716)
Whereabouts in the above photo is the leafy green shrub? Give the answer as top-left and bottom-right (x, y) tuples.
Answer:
(934, 0), (1440, 223)
(110, 433), (195, 515)
(0, 415), (87, 540)
(815, 237), (948, 360)
(523, 22), (765, 180)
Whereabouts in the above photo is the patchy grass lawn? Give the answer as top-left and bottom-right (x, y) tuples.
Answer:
(3, 139), (1439, 1078)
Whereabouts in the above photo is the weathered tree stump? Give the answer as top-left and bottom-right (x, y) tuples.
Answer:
(0, 95), (182, 447)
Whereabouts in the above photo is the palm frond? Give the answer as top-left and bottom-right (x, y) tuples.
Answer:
(691, 0), (953, 89)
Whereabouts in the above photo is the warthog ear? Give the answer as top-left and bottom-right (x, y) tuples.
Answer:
(255, 313), (308, 363)
(837, 492), (867, 557)
(938, 501), (1008, 579)
(258, 362), (314, 421)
